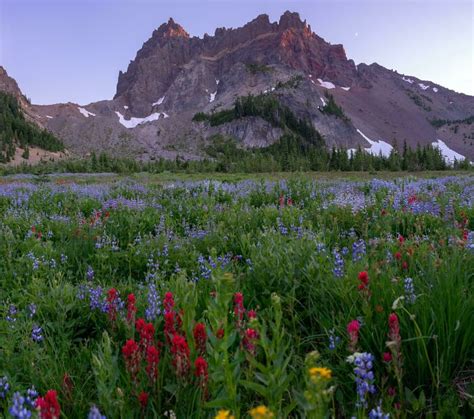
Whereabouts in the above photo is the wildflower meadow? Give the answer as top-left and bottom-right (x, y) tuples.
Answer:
(0, 173), (473, 418)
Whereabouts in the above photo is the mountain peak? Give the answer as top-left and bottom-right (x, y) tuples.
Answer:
(278, 11), (307, 31)
(155, 18), (189, 39)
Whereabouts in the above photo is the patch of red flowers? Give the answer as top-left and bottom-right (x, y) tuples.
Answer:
(164, 292), (175, 313)
(146, 345), (160, 384)
(106, 288), (119, 323)
(171, 333), (191, 379)
(243, 328), (259, 355)
(347, 319), (360, 352)
(193, 322), (207, 355)
(36, 390), (61, 419)
(122, 339), (141, 381)
(138, 391), (149, 409)
(357, 271), (369, 290)
(194, 356), (209, 398)
(127, 293), (137, 324)
(234, 292), (246, 332)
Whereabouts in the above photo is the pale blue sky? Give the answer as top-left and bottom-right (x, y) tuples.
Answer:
(1, 0), (472, 105)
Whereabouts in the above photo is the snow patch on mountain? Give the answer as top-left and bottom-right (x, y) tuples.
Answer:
(46, 115), (53, 119)
(78, 107), (96, 118)
(431, 139), (465, 164)
(115, 111), (161, 128)
(320, 97), (327, 106)
(357, 129), (393, 157)
(340, 86), (351, 91)
(432, 87), (438, 93)
(418, 83), (430, 90)
(317, 79), (335, 89)
(210, 91), (217, 102)
(153, 96), (165, 106)
(402, 76), (414, 84)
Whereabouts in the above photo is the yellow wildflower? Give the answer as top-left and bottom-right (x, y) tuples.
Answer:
(309, 367), (332, 380)
(215, 410), (235, 419)
(249, 405), (275, 419)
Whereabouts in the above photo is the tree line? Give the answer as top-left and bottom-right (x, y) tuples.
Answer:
(0, 92), (64, 163)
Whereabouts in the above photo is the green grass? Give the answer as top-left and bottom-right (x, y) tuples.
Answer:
(0, 173), (473, 418)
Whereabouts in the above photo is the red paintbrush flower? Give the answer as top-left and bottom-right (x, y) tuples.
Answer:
(171, 334), (190, 379)
(347, 319), (360, 351)
(36, 390), (60, 419)
(146, 345), (160, 384)
(193, 322), (207, 355)
(138, 391), (149, 409)
(127, 293), (137, 324)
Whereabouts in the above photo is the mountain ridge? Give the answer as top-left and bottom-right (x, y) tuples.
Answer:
(1, 10), (473, 163)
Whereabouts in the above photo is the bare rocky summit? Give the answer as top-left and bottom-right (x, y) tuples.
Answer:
(1, 11), (473, 161)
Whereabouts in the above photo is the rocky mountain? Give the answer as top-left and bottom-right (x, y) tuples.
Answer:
(2, 11), (473, 162)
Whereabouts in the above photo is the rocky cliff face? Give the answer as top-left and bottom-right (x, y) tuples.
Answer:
(114, 12), (360, 117)
(2, 11), (474, 161)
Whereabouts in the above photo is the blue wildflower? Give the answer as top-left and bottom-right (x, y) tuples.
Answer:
(88, 405), (106, 419)
(328, 328), (341, 350)
(332, 249), (344, 278)
(352, 239), (366, 262)
(145, 282), (161, 321)
(368, 403), (390, 418)
(27, 303), (36, 318)
(0, 376), (9, 398)
(9, 392), (31, 418)
(6, 304), (17, 323)
(348, 352), (376, 408)
(404, 277), (416, 304)
(31, 325), (44, 342)
(86, 265), (95, 281)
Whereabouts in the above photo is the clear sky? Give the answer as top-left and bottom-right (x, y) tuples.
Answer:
(1, 0), (472, 105)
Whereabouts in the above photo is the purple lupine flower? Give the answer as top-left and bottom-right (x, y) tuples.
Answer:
(9, 392), (31, 418)
(27, 304), (36, 318)
(332, 249), (344, 278)
(89, 286), (106, 311)
(24, 387), (38, 409)
(86, 265), (95, 281)
(404, 277), (416, 304)
(0, 376), (9, 398)
(368, 403), (390, 418)
(352, 239), (366, 262)
(328, 328), (341, 350)
(31, 325), (43, 342)
(348, 352), (376, 408)
(145, 282), (161, 321)
(88, 405), (106, 419)
(6, 304), (17, 323)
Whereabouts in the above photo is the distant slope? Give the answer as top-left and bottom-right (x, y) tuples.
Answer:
(0, 92), (65, 163)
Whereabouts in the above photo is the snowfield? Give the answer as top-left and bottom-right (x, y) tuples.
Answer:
(152, 96), (165, 106)
(356, 129), (393, 157)
(317, 79), (336, 89)
(431, 139), (465, 164)
(209, 92), (217, 103)
(78, 107), (96, 118)
(115, 111), (161, 128)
